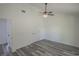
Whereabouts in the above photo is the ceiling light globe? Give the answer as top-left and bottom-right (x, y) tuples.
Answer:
(43, 14), (48, 18)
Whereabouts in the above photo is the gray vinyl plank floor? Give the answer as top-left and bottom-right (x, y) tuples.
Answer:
(13, 39), (79, 56)
(0, 45), (4, 56)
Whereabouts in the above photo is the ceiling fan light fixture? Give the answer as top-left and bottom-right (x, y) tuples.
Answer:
(43, 14), (48, 18)
(40, 3), (54, 18)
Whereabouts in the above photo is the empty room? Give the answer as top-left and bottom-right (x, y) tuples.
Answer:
(0, 3), (79, 56)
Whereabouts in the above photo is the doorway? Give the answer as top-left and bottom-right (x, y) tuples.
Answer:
(0, 18), (12, 56)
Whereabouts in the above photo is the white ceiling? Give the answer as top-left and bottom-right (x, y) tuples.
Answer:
(0, 3), (79, 15)
(29, 3), (79, 14)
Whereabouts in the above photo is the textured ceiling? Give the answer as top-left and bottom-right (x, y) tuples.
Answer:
(0, 3), (79, 15)
(29, 3), (79, 14)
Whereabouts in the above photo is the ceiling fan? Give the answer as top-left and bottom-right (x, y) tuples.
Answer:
(41, 3), (54, 18)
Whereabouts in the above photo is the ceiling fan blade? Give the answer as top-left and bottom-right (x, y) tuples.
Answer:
(40, 11), (44, 13)
(48, 11), (52, 13)
(48, 13), (54, 16)
(40, 11), (45, 14)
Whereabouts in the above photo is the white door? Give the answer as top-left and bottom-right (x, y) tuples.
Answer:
(0, 18), (12, 55)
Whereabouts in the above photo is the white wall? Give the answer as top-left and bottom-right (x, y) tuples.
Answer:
(0, 4), (45, 52)
(74, 15), (79, 47)
(43, 13), (79, 47)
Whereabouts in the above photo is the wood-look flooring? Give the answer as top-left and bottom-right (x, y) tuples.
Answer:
(13, 39), (79, 56)
(0, 44), (4, 56)
(0, 43), (12, 56)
